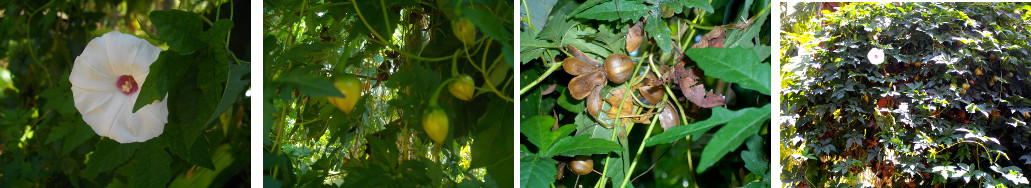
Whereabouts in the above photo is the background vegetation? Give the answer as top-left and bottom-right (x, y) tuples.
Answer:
(262, 0), (514, 187)
(781, 2), (1031, 187)
(0, 0), (251, 187)
(519, 0), (770, 187)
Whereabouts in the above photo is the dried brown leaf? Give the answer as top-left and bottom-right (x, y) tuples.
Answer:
(680, 76), (725, 108)
(626, 21), (644, 53)
(691, 27), (726, 49)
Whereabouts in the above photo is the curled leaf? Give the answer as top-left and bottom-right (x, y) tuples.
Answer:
(691, 27), (726, 49)
(678, 68), (725, 108)
(626, 21), (644, 53)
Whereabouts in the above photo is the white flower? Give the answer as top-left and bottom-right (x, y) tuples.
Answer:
(70, 31), (168, 143)
(868, 48), (885, 65)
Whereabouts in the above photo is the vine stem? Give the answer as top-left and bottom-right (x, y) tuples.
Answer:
(429, 77), (457, 107)
(620, 113), (661, 188)
(350, 0), (455, 62)
(595, 51), (649, 188)
(519, 61), (562, 95)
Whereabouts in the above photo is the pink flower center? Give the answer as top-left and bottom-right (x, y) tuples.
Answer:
(116, 75), (138, 95)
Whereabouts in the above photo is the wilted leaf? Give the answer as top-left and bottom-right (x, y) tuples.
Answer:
(691, 27), (726, 48)
(626, 20), (644, 53)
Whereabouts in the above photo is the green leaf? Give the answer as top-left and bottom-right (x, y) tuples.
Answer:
(542, 134), (622, 157)
(462, 8), (512, 43)
(272, 69), (345, 97)
(520, 115), (576, 152)
(168, 144), (236, 187)
(724, 10), (769, 48)
(131, 142), (172, 187)
(685, 47), (771, 95)
(697, 104), (770, 173)
(150, 10), (203, 54)
(741, 134), (769, 179)
(206, 63), (250, 125)
(134, 51), (191, 112)
(574, 0), (650, 22)
(536, 9), (574, 42)
(519, 154), (557, 188)
(681, 0), (715, 13)
(561, 26), (609, 58)
(645, 107), (744, 146)
(644, 16), (673, 53)
(84, 139), (139, 175)
(557, 88), (585, 114)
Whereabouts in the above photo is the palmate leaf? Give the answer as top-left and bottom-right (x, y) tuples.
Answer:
(573, 0), (650, 22)
(643, 15), (673, 53)
(681, 0), (715, 13)
(150, 10), (203, 54)
(519, 153), (557, 188)
(696, 104), (769, 173)
(561, 26), (610, 59)
(542, 134), (622, 157)
(646, 107), (748, 146)
(84, 139), (139, 175)
(520, 115), (577, 153)
(271, 69), (345, 98)
(685, 47), (771, 95)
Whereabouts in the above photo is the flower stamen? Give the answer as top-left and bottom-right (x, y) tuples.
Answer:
(116, 75), (138, 95)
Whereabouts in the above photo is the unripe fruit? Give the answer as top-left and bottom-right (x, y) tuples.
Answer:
(452, 18), (476, 47)
(569, 155), (594, 175)
(423, 107), (449, 144)
(604, 53), (634, 84)
(328, 75), (362, 114)
(449, 74), (475, 101)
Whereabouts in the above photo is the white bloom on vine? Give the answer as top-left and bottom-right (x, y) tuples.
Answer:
(70, 31), (168, 143)
(868, 48), (885, 65)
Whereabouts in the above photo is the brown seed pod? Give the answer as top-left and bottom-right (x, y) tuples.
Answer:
(626, 21), (644, 53)
(605, 53), (634, 84)
(586, 85), (604, 118)
(563, 57), (600, 76)
(658, 102), (680, 131)
(569, 155), (594, 176)
(568, 72), (606, 100)
(554, 163), (566, 180)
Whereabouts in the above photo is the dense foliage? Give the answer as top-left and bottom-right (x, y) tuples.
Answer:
(262, 0), (513, 187)
(0, 0), (251, 187)
(781, 2), (1031, 187)
(519, 0), (770, 187)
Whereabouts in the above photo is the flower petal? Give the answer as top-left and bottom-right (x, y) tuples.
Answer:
(70, 31), (168, 143)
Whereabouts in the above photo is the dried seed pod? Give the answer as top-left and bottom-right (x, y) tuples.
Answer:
(563, 57), (600, 76)
(569, 72), (606, 100)
(586, 84), (604, 119)
(605, 53), (634, 84)
(626, 21), (644, 53)
(658, 102), (680, 131)
(569, 155), (594, 176)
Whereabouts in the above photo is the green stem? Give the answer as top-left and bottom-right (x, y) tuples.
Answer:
(519, 61), (562, 95)
(620, 114), (661, 188)
(429, 77), (457, 107)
